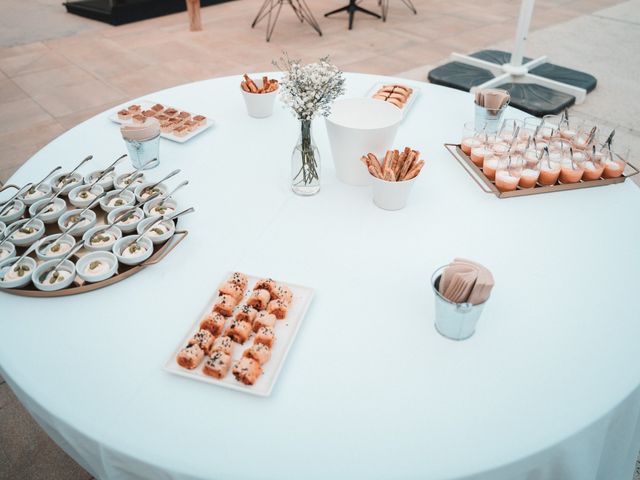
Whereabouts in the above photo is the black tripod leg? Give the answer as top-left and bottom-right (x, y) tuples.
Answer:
(324, 4), (350, 16)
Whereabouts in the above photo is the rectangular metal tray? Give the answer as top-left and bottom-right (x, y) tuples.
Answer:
(445, 143), (639, 198)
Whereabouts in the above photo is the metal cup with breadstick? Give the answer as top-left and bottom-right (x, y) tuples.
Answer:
(361, 147), (425, 182)
(241, 74), (279, 94)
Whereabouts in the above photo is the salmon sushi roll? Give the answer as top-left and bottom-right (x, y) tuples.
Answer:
(224, 319), (252, 344)
(203, 351), (232, 379)
(243, 343), (271, 365)
(271, 285), (292, 304)
(212, 335), (234, 355)
(232, 357), (263, 386)
(176, 344), (204, 369)
(253, 278), (277, 294)
(218, 281), (245, 301)
(253, 311), (276, 332)
(188, 329), (215, 354)
(235, 304), (258, 324)
(247, 289), (270, 310)
(254, 326), (275, 348)
(199, 312), (226, 336)
(228, 272), (248, 290)
(267, 299), (288, 320)
(213, 294), (238, 317)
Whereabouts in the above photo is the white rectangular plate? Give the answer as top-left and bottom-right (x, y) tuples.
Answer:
(164, 273), (314, 397)
(108, 100), (214, 143)
(365, 82), (420, 120)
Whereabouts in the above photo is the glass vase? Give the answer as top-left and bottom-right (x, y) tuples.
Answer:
(291, 120), (320, 196)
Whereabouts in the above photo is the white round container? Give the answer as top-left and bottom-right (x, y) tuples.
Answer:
(50, 172), (83, 195)
(0, 241), (16, 262)
(326, 98), (402, 186)
(68, 184), (104, 208)
(83, 225), (122, 252)
(0, 256), (37, 289)
(0, 199), (26, 224)
(371, 176), (417, 211)
(241, 79), (278, 118)
(99, 190), (135, 213)
(36, 233), (76, 261)
(76, 251), (118, 283)
(57, 209), (97, 237)
(21, 183), (52, 206)
(7, 218), (45, 247)
(29, 198), (67, 224)
(112, 235), (153, 266)
(107, 206), (144, 234)
(32, 259), (76, 292)
(136, 217), (175, 245)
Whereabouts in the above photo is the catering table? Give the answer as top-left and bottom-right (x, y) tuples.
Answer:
(1, 73), (640, 480)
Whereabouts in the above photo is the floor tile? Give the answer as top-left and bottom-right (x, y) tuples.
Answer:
(0, 98), (54, 135)
(0, 49), (71, 78)
(11, 64), (95, 98)
(0, 77), (27, 104)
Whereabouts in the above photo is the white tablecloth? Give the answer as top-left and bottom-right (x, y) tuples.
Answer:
(1, 73), (640, 480)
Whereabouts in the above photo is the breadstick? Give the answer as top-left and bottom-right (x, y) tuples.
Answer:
(382, 150), (393, 172)
(383, 167), (395, 181)
(395, 148), (410, 177)
(366, 153), (383, 178)
(368, 165), (382, 179)
(243, 74), (259, 93)
(390, 150), (399, 175)
(404, 160), (425, 180)
(261, 76), (269, 92)
(241, 81), (250, 93)
(399, 150), (416, 180)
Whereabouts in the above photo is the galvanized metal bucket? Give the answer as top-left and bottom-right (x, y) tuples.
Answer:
(474, 103), (507, 134)
(431, 266), (488, 341)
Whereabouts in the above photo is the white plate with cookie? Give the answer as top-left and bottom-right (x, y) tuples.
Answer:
(366, 83), (420, 119)
(109, 100), (214, 144)
(164, 272), (314, 397)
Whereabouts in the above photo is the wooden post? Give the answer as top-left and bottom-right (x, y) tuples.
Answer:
(186, 0), (202, 31)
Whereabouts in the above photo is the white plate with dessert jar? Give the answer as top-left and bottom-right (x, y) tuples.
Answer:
(164, 272), (315, 397)
(365, 82), (420, 119)
(108, 100), (214, 144)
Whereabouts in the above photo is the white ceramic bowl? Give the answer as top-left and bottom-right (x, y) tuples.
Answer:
(143, 198), (177, 217)
(50, 172), (84, 195)
(36, 233), (76, 261)
(114, 172), (145, 191)
(76, 251), (118, 283)
(0, 256), (37, 289)
(57, 209), (97, 237)
(8, 218), (45, 247)
(107, 206), (144, 234)
(29, 197), (67, 224)
(84, 170), (116, 192)
(0, 199), (26, 224)
(112, 235), (153, 266)
(240, 78), (279, 118)
(134, 182), (167, 203)
(21, 183), (52, 206)
(99, 190), (135, 213)
(136, 217), (176, 245)
(32, 259), (76, 292)
(0, 220), (5, 236)
(82, 225), (122, 252)
(0, 241), (16, 262)
(68, 184), (104, 208)
(326, 98), (403, 186)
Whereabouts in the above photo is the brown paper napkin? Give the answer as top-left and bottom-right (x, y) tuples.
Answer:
(439, 258), (494, 305)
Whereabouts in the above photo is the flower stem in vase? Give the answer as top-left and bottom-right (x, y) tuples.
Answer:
(291, 120), (321, 196)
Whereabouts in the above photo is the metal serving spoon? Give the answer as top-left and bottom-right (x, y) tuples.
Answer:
(0, 183), (34, 217)
(132, 207), (194, 245)
(54, 155), (93, 191)
(38, 241), (85, 284)
(9, 166), (62, 203)
(157, 180), (189, 207)
(138, 169), (181, 199)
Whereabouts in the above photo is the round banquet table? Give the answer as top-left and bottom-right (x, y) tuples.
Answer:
(1, 73), (640, 480)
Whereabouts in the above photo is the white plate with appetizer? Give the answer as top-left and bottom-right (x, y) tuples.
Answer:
(165, 272), (314, 397)
(365, 83), (420, 119)
(109, 100), (214, 143)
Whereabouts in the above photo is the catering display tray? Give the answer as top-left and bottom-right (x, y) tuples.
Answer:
(365, 82), (419, 119)
(0, 216), (187, 298)
(108, 100), (214, 143)
(445, 143), (639, 198)
(165, 272), (315, 397)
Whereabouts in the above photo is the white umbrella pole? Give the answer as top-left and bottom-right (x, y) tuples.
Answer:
(447, 0), (587, 104)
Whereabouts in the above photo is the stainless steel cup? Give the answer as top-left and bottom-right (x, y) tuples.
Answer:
(124, 133), (160, 170)
(474, 103), (507, 134)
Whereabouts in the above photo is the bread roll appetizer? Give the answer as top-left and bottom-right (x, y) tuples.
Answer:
(219, 281), (245, 302)
(213, 294), (238, 317)
(203, 351), (232, 379)
(254, 278), (277, 294)
(254, 326), (275, 348)
(188, 329), (215, 355)
(232, 357), (263, 385)
(247, 289), (270, 310)
(253, 311), (276, 332)
(212, 335), (234, 356)
(271, 284), (292, 304)
(235, 304), (258, 324)
(267, 299), (288, 320)
(224, 319), (252, 344)
(176, 344), (204, 369)
(199, 313), (226, 337)
(243, 343), (271, 365)
(229, 272), (248, 290)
